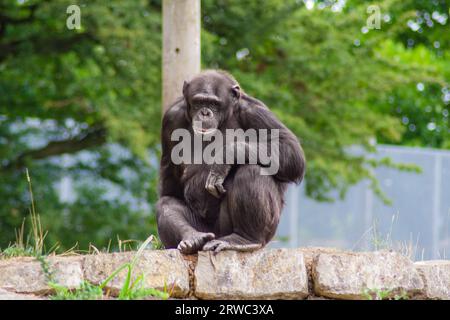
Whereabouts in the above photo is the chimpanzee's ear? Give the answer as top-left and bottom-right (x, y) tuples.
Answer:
(182, 80), (189, 100)
(231, 84), (241, 99)
(182, 81), (191, 122)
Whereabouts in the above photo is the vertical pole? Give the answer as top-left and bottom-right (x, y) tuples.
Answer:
(289, 185), (300, 248)
(432, 154), (442, 259)
(162, 0), (201, 113)
(364, 179), (374, 250)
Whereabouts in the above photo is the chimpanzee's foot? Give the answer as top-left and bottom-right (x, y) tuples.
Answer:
(177, 232), (215, 254)
(203, 239), (262, 253)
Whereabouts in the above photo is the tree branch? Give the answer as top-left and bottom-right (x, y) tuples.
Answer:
(0, 2), (41, 38)
(0, 33), (97, 62)
(0, 4), (38, 24)
(2, 127), (107, 171)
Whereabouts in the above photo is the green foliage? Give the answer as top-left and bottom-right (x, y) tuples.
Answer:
(363, 288), (409, 300)
(0, 0), (448, 250)
(0, 244), (35, 258)
(49, 275), (169, 300)
(50, 281), (104, 300)
(0, 169), (60, 258)
(0, 0), (161, 250)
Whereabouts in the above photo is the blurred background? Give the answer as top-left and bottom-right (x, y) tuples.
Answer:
(0, 0), (449, 259)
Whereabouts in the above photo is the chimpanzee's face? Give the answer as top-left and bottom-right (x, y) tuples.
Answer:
(183, 72), (240, 135)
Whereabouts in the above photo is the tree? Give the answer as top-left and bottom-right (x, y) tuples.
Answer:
(0, 0), (162, 249)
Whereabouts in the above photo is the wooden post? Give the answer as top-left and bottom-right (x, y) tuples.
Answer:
(162, 0), (201, 113)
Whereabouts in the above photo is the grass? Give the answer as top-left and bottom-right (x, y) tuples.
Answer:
(1, 219), (34, 258)
(26, 168), (46, 256)
(48, 235), (170, 300)
(49, 280), (168, 300)
(97, 234), (169, 300)
(49, 281), (104, 300)
(0, 169), (169, 300)
(0, 169), (163, 259)
(363, 288), (409, 300)
(1, 244), (35, 258)
(0, 168), (163, 259)
(0, 169), (59, 259)
(352, 214), (421, 260)
(372, 215), (422, 260)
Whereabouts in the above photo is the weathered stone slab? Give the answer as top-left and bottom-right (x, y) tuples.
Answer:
(312, 251), (424, 299)
(299, 247), (344, 269)
(0, 288), (45, 300)
(298, 247), (345, 294)
(49, 256), (84, 289)
(415, 260), (450, 300)
(0, 257), (46, 294)
(0, 256), (83, 294)
(194, 249), (309, 299)
(83, 249), (190, 298)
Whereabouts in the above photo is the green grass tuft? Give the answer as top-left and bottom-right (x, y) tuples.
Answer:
(49, 281), (104, 300)
(0, 244), (35, 258)
(363, 288), (409, 300)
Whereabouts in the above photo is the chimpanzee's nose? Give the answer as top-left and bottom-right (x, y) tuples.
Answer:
(201, 108), (211, 116)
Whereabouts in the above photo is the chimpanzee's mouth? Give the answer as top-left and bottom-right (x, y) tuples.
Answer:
(193, 126), (217, 135)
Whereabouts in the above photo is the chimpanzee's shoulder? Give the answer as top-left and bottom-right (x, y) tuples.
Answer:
(162, 98), (188, 128)
(239, 93), (270, 115)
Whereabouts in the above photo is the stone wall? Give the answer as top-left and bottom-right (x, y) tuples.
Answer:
(0, 248), (449, 300)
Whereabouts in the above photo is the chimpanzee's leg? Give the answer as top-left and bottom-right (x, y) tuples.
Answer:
(204, 165), (287, 253)
(156, 196), (214, 254)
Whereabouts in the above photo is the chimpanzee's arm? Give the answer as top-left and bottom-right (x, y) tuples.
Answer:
(159, 99), (188, 198)
(237, 94), (305, 184)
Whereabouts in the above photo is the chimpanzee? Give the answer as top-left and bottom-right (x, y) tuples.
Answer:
(156, 70), (305, 254)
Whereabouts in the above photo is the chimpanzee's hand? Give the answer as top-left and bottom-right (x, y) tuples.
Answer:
(205, 164), (232, 198)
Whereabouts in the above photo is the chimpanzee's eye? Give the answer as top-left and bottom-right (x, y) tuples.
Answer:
(210, 103), (220, 111)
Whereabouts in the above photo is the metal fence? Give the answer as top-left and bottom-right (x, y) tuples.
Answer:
(273, 145), (450, 261)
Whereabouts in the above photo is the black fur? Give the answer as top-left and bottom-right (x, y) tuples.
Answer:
(156, 70), (305, 254)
